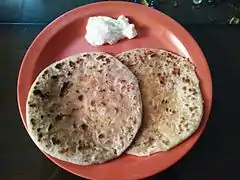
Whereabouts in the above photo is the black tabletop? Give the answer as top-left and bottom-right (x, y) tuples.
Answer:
(1, 1), (240, 180)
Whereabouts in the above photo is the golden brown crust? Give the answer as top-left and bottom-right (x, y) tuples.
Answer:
(117, 48), (203, 156)
(26, 52), (142, 164)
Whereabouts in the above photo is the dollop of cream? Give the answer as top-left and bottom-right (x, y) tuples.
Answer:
(85, 15), (137, 46)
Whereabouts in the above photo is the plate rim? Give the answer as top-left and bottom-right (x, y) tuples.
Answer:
(17, 1), (212, 179)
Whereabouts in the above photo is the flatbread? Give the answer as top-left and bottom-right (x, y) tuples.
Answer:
(116, 48), (203, 156)
(26, 52), (142, 165)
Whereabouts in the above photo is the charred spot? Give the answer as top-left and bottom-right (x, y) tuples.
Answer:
(90, 100), (95, 106)
(99, 89), (106, 92)
(33, 89), (45, 99)
(69, 61), (76, 68)
(121, 79), (126, 83)
(106, 58), (111, 64)
(37, 132), (43, 141)
(166, 108), (169, 112)
(161, 99), (168, 104)
(172, 110), (176, 114)
(78, 95), (83, 101)
(29, 103), (36, 108)
(40, 115), (44, 119)
(115, 107), (119, 113)
(98, 134), (104, 138)
(149, 136), (155, 143)
(72, 122), (77, 128)
(76, 90), (80, 93)
(172, 68), (180, 76)
(133, 119), (137, 125)
(81, 123), (88, 130)
(55, 62), (64, 69)
(167, 53), (177, 60)
(110, 87), (115, 92)
(55, 114), (64, 121)
(59, 81), (73, 97)
(51, 137), (61, 145)
(48, 123), (53, 131)
(182, 86), (187, 91)
(59, 148), (69, 154)
(37, 128), (41, 132)
(162, 139), (170, 146)
(51, 75), (58, 80)
(114, 149), (117, 155)
(83, 54), (90, 58)
(160, 80), (165, 85)
(185, 78), (190, 83)
(150, 53), (157, 58)
(30, 119), (35, 126)
(98, 69), (103, 73)
(42, 70), (49, 78)
(189, 106), (197, 111)
(76, 57), (83, 63)
(96, 55), (105, 60)
(101, 102), (106, 106)
(67, 71), (72, 76)
(36, 82), (40, 85)
(71, 108), (79, 113)
(47, 114), (50, 117)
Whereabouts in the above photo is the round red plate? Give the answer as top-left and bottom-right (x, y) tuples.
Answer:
(17, 2), (212, 180)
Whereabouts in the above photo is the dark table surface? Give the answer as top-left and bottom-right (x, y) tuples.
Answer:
(1, 0), (240, 180)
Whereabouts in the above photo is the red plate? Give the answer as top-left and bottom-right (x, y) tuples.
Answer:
(17, 1), (212, 180)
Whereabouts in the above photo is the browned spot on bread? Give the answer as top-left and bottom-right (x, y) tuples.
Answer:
(51, 137), (61, 145)
(172, 68), (180, 76)
(48, 124), (53, 131)
(83, 54), (90, 57)
(67, 71), (72, 76)
(33, 89), (46, 99)
(96, 55), (105, 60)
(90, 100), (95, 106)
(29, 103), (36, 108)
(81, 123), (88, 130)
(69, 61), (76, 68)
(98, 134), (104, 138)
(150, 53), (157, 58)
(59, 148), (69, 154)
(78, 95), (83, 101)
(59, 81), (73, 97)
(51, 75), (58, 80)
(106, 58), (111, 64)
(98, 69), (103, 73)
(55, 62), (64, 69)
(76, 57), (83, 63)
(30, 119), (35, 126)
(37, 132), (43, 141)
(55, 114), (64, 121)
